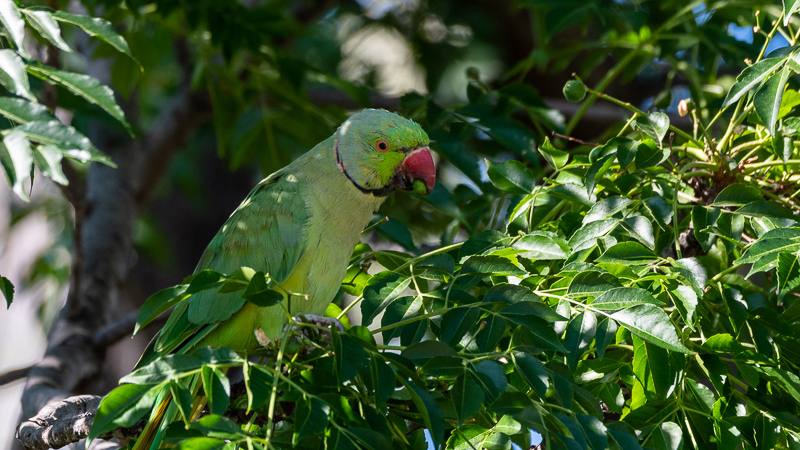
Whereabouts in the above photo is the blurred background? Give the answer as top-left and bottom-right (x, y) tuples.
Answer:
(0, 0), (785, 447)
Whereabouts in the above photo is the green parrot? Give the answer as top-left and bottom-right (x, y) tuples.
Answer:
(120, 109), (435, 449)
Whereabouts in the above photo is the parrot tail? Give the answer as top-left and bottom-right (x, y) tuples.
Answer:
(131, 394), (171, 450)
(131, 373), (207, 450)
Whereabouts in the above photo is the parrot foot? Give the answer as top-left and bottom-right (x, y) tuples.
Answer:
(293, 314), (345, 332)
(268, 314), (344, 354)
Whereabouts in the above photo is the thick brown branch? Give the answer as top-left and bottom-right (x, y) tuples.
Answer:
(16, 396), (101, 450)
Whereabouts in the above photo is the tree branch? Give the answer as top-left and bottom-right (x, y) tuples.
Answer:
(16, 396), (101, 450)
(18, 37), (211, 448)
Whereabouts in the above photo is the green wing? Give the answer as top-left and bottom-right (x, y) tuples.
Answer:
(150, 171), (310, 358)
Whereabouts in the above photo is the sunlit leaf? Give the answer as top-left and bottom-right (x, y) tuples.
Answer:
(22, 9), (71, 52)
(591, 287), (664, 310)
(26, 64), (132, 132)
(0, 1), (28, 57)
(539, 136), (569, 169)
(611, 304), (690, 353)
(632, 112), (669, 142)
(0, 130), (32, 201)
(754, 64), (792, 135)
(485, 158), (535, 194)
(0, 49), (34, 101)
(722, 57), (785, 108)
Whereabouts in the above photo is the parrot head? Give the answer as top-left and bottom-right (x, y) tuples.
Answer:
(335, 109), (435, 197)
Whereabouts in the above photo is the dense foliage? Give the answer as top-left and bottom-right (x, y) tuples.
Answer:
(4, 0), (800, 449)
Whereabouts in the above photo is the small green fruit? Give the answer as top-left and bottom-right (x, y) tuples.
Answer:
(563, 80), (587, 102)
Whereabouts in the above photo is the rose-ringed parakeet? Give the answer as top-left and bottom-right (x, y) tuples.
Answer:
(105, 109), (435, 449)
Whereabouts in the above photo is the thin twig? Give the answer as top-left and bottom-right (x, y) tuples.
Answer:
(550, 131), (602, 147)
(0, 366), (31, 386)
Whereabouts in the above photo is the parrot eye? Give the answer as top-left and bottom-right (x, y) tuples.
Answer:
(376, 140), (389, 152)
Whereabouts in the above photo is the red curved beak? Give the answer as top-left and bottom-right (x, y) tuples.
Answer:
(403, 146), (436, 195)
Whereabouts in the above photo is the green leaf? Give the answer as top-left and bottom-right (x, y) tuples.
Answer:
(16, 120), (112, 166)
(672, 285), (697, 330)
(505, 314), (567, 352)
(671, 257), (707, 297)
(294, 397), (329, 443)
(0, 49), (34, 101)
(475, 315), (507, 352)
(485, 159), (535, 194)
(755, 64), (792, 135)
(89, 383), (161, 439)
(595, 317), (618, 359)
(361, 272), (411, 326)
(0, 97), (54, 124)
(201, 366), (230, 416)
(777, 252), (800, 301)
(120, 354), (203, 384)
(712, 183), (763, 207)
(549, 183), (596, 207)
(22, 9), (71, 52)
(134, 284), (188, 335)
(439, 306), (481, 346)
(0, 275), (13, 308)
(785, 0), (800, 25)
(460, 255), (525, 276)
(723, 58), (785, 108)
(41, 8), (137, 61)
(632, 112), (669, 142)
(563, 311), (596, 371)
(703, 333), (747, 353)
(620, 215), (656, 250)
(513, 232), (570, 260)
(567, 271), (623, 298)
(611, 304), (690, 353)
(332, 332), (368, 383)
(170, 380), (194, 424)
(488, 391), (533, 415)
(539, 136), (569, 169)
(596, 241), (658, 265)
(381, 295), (424, 343)
(244, 362), (272, 411)
(189, 415), (244, 441)
(403, 340), (458, 365)
(735, 201), (797, 220)
(563, 80), (587, 102)
(584, 196), (632, 223)
(26, 65), (132, 133)
(651, 421), (684, 450)
(512, 352), (549, 399)
(692, 205), (721, 252)
(348, 427), (393, 450)
(735, 238), (800, 266)
(452, 374), (484, 425)
(568, 218), (619, 252)
(758, 366), (800, 404)
(242, 272), (283, 307)
(643, 196), (673, 230)
(634, 139), (670, 168)
(591, 287), (664, 310)
(0, 130), (33, 201)
(0, 1), (28, 57)
(33, 145), (67, 185)
(174, 437), (226, 450)
(404, 382), (445, 448)
(500, 299), (567, 322)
